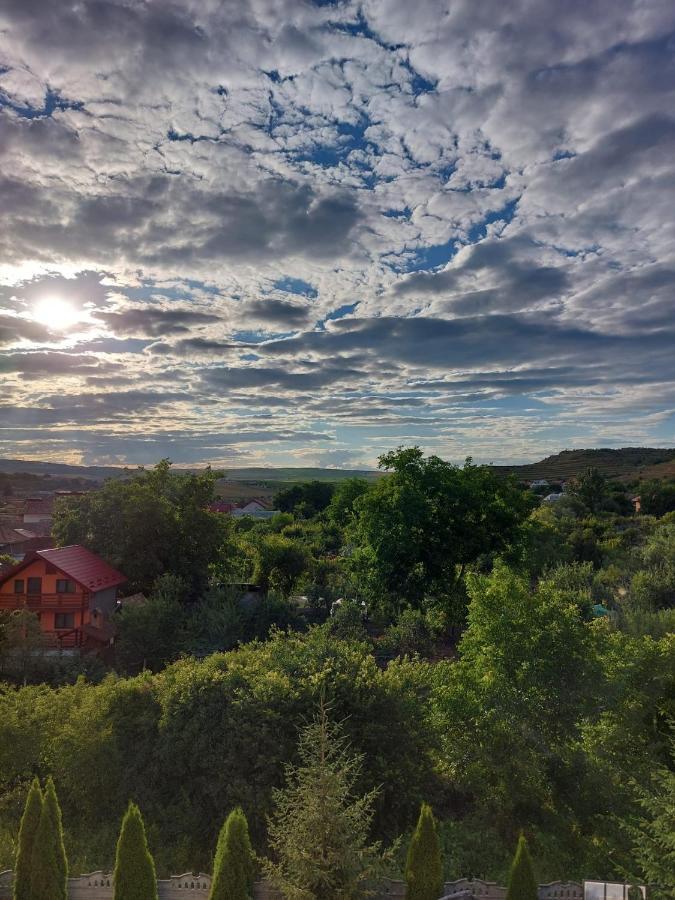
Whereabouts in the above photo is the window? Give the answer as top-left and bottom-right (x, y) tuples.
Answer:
(56, 579), (76, 594)
(26, 577), (42, 595)
(14, 579), (24, 594)
(54, 613), (75, 629)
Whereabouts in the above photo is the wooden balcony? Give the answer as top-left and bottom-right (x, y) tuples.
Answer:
(0, 593), (84, 611)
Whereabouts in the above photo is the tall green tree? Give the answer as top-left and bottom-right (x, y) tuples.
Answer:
(209, 807), (256, 900)
(113, 802), (158, 900)
(14, 778), (42, 900)
(404, 803), (443, 900)
(572, 467), (608, 513)
(505, 834), (537, 900)
(30, 777), (67, 900)
(629, 735), (675, 899)
(52, 460), (230, 596)
(263, 703), (395, 899)
(326, 478), (371, 527)
(351, 447), (530, 616)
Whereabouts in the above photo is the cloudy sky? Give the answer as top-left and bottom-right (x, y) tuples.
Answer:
(1, 0), (674, 468)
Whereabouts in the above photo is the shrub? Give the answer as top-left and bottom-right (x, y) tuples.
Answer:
(30, 778), (67, 900)
(505, 834), (537, 900)
(14, 778), (42, 900)
(209, 807), (255, 900)
(405, 803), (443, 900)
(113, 802), (158, 900)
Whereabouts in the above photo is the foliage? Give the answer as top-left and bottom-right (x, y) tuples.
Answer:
(263, 703), (396, 899)
(209, 807), (255, 900)
(351, 447), (530, 616)
(113, 802), (158, 900)
(326, 478), (371, 527)
(404, 803), (443, 900)
(0, 610), (46, 684)
(115, 575), (189, 673)
(0, 627), (435, 873)
(252, 534), (309, 595)
(13, 778), (42, 900)
(275, 481), (335, 518)
(326, 601), (369, 643)
(571, 467), (608, 513)
(52, 460), (230, 596)
(639, 479), (675, 517)
(505, 835), (537, 900)
(30, 777), (67, 900)
(380, 609), (433, 659)
(627, 735), (675, 899)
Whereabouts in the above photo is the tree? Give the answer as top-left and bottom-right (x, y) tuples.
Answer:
(252, 534), (308, 595)
(263, 703), (395, 899)
(30, 777), (67, 900)
(114, 575), (188, 673)
(0, 609), (46, 684)
(275, 481), (335, 518)
(209, 807), (256, 900)
(572, 467), (607, 513)
(113, 802), (158, 900)
(505, 834), (537, 900)
(639, 479), (675, 517)
(629, 735), (675, 899)
(327, 479), (371, 527)
(351, 447), (530, 616)
(14, 778), (42, 900)
(404, 803), (443, 900)
(52, 460), (230, 597)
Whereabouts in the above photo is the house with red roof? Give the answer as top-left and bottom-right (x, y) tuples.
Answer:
(0, 545), (126, 650)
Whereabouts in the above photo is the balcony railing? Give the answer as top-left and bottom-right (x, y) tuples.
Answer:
(0, 593), (85, 610)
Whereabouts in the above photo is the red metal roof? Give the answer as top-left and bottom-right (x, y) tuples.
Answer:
(36, 546), (127, 591)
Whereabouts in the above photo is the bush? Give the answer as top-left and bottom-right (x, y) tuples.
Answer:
(113, 802), (158, 900)
(405, 803), (443, 900)
(381, 609), (433, 659)
(326, 601), (369, 643)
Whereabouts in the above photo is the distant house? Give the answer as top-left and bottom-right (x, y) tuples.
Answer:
(209, 500), (235, 514)
(231, 499), (280, 519)
(23, 496), (54, 526)
(542, 492), (564, 503)
(0, 545), (127, 651)
(0, 526), (50, 558)
(631, 495), (641, 514)
(530, 479), (549, 488)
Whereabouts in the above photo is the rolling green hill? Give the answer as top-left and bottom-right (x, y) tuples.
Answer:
(0, 448), (673, 490)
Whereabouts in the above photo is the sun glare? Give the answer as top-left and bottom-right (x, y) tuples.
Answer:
(33, 297), (81, 330)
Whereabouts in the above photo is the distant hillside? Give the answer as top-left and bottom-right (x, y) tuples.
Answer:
(0, 448), (673, 486)
(496, 447), (675, 482)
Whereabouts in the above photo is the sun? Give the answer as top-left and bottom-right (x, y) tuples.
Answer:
(33, 297), (81, 330)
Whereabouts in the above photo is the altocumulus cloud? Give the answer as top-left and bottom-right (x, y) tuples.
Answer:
(0, 0), (674, 466)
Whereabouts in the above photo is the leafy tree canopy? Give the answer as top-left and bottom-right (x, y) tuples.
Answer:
(351, 447), (531, 614)
(52, 459), (230, 596)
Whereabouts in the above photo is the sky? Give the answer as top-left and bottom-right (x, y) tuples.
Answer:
(0, 0), (674, 469)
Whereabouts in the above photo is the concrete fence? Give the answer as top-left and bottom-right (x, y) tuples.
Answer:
(0, 870), (583, 900)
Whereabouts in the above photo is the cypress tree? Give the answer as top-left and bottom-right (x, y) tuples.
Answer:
(14, 778), (43, 900)
(113, 802), (158, 900)
(209, 807), (256, 900)
(29, 777), (68, 900)
(404, 803), (443, 900)
(505, 834), (538, 900)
